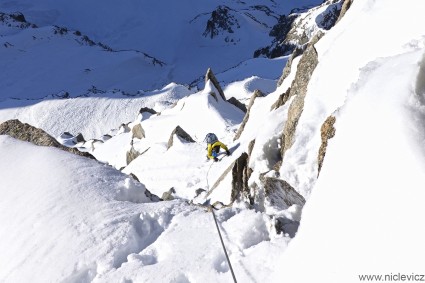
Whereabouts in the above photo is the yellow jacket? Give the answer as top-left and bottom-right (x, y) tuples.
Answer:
(207, 141), (229, 159)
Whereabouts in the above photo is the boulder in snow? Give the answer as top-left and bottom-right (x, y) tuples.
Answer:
(167, 126), (195, 149)
(132, 123), (145, 140)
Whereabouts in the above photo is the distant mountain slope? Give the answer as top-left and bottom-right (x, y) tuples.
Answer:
(0, 0), (324, 90)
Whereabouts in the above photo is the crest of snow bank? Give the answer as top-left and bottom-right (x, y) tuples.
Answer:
(0, 136), (153, 282)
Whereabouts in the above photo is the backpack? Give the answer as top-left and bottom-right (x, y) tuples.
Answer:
(204, 133), (218, 144)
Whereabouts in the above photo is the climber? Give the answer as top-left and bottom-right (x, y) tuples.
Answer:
(204, 133), (231, 162)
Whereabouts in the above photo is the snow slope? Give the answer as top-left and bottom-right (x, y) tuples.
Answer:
(270, 0), (425, 282)
(2, 0), (425, 282)
(0, 136), (292, 282)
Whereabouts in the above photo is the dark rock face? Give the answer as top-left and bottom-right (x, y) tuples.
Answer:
(0, 12), (35, 29)
(318, 115), (336, 175)
(254, 14), (298, 58)
(167, 126), (195, 149)
(275, 217), (300, 238)
(227, 97), (247, 113)
(317, 1), (344, 30)
(139, 107), (157, 115)
(203, 6), (240, 39)
(205, 68), (226, 101)
(230, 152), (251, 203)
(234, 90), (263, 141)
(0, 119), (94, 159)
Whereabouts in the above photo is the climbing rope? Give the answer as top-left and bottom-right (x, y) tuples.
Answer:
(200, 154), (237, 282)
(211, 207), (238, 283)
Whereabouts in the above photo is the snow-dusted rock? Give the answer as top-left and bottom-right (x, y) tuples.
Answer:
(0, 119), (93, 158)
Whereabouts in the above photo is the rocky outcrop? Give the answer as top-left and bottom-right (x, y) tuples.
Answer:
(234, 90), (263, 141)
(281, 43), (319, 158)
(318, 115), (336, 175)
(270, 87), (292, 111)
(227, 97), (247, 113)
(132, 124), (145, 140)
(167, 126), (195, 149)
(260, 175), (305, 209)
(254, 1), (341, 59)
(126, 146), (150, 166)
(203, 6), (239, 39)
(274, 217), (300, 238)
(230, 152), (250, 203)
(317, 0), (344, 30)
(336, 0), (354, 24)
(277, 47), (304, 87)
(205, 68), (226, 101)
(0, 119), (94, 159)
(254, 14), (298, 58)
(0, 12), (36, 29)
(139, 107), (157, 116)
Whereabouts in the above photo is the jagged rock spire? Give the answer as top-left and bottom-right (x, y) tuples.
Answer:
(205, 68), (226, 101)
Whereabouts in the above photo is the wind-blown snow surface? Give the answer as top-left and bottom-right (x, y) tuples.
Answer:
(0, 136), (291, 282)
(270, 1), (425, 282)
(1, 0), (425, 282)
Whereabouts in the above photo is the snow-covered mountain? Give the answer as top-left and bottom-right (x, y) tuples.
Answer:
(1, 0), (425, 282)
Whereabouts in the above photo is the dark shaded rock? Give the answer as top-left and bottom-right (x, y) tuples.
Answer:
(317, 1), (344, 30)
(195, 188), (207, 197)
(230, 152), (250, 203)
(0, 119), (94, 159)
(275, 217), (300, 238)
(130, 173), (140, 182)
(318, 115), (336, 175)
(205, 68), (226, 101)
(234, 90), (263, 141)
(167, 126), (195, 149)
(139, 107), (157, 115)
(203, 6), (239, 39)
(227, 97), (247, 113)
(10, 12), (26, 23)
(75, 133), (85, 143)
(254, 14), (298, 58)
(207, 150), (254, 205)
